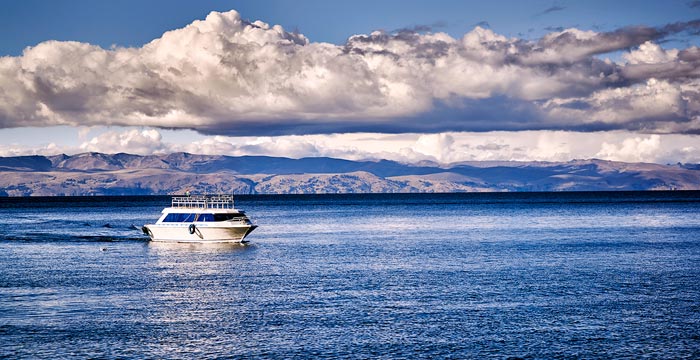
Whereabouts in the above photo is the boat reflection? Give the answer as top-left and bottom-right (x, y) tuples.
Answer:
(147, 240), (256, 254)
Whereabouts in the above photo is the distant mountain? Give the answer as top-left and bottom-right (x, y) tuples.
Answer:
(0, 152), (698, 196)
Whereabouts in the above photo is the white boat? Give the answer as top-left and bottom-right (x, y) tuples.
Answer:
(142, 194), (257, 243)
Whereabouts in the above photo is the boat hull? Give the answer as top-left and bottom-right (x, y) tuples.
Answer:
(143, 223), (257, 243)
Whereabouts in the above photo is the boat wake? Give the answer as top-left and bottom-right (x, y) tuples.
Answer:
(0, 233), (149, 243)
(0, 231), (149, 242)
(0, 220), (150, 243)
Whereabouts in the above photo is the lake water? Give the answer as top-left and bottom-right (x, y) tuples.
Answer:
(1, 192), (699, 358)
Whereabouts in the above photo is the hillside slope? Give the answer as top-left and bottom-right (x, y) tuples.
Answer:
(0, 153), (698, 196)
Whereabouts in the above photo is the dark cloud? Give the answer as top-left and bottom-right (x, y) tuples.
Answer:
(518, 19), (700, 66)
(659, 19), (700, 36)
(544, 26), (564, 32)
(196, 97), (556, 136)
(537, 5), (566, 16)
(391, 21), (448, 35)
(679, 46), (700, 61)
(556, 100), (592, 110)
(621, 61), (700, 82)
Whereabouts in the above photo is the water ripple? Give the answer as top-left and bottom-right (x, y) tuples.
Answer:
(1, 192), (699, 358)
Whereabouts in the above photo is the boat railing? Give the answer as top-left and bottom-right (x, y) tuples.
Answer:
(171, 194), (235, 209)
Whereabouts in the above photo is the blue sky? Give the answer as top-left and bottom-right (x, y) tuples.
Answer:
(2, 0), (697, 54)
(1, 0), (699, 164)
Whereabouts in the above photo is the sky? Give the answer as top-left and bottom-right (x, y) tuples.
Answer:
(1, 0), (699, 164)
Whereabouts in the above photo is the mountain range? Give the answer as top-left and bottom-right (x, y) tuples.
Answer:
(0, 152), (698, 196)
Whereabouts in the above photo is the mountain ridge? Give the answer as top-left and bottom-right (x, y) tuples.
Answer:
(0, 152), (698, 196)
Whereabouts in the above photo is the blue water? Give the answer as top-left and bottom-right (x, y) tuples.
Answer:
(1, 192), (699, 358)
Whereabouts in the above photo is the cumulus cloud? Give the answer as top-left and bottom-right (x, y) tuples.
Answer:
(596, 135), (662, 163)
(79, 129), (167, 155)
(178, 135), (325, 159)
(1, 10), (700, 135)
(623, 41), (680, 64)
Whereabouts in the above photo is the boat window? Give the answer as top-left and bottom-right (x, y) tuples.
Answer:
(163, 213), (196, 222)
(197, 214), (215, 222)
(213, 213), (242, 221)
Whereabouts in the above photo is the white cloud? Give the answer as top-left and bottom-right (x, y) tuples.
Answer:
(79, 128), (166, 155)
(623, 41), (679, 64)
(596, 135), (662, 163)
(0, 11), (699, 135)
(1, 127), (698, 164)
(412, 134), (455, 162)
(0, 142), (65, 157)
(177, 135), (324, 159)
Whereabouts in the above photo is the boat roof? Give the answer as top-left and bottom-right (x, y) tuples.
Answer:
(168, 194), (240, 211)
(162, 207), (245, 214)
